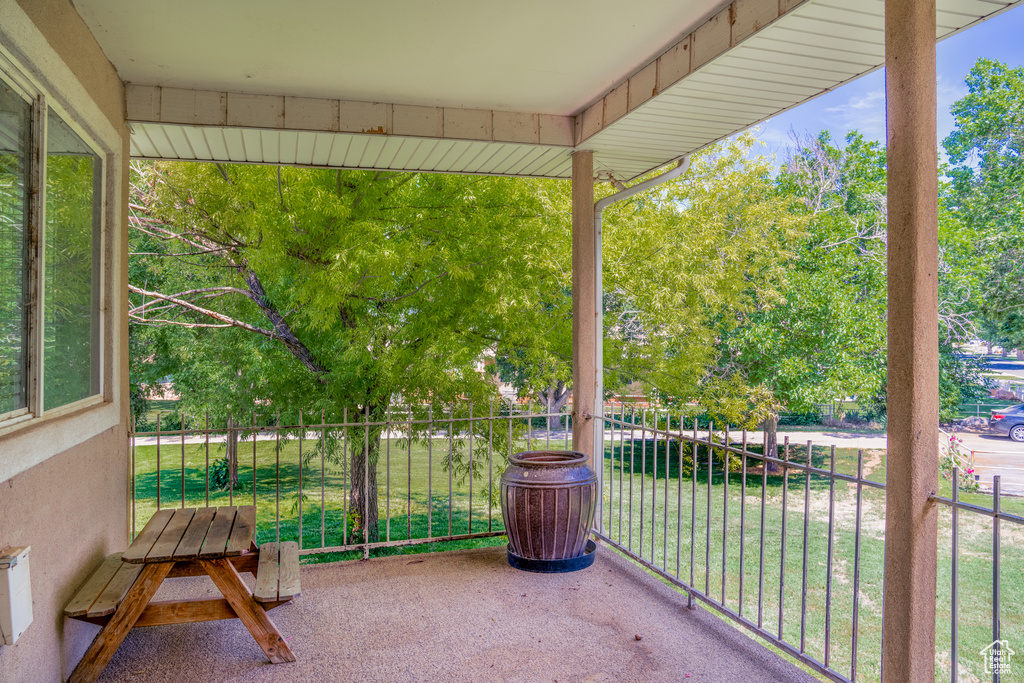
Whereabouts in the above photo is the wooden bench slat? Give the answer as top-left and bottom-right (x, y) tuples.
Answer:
(225, 505), (257, 556)
(88, 562), (144, 618)
(253, 543), (280, 602)
(172, 507), (217, 559)
(146, 508), (196, 562)
(277, 542), (301, 601)
(65, 553), (125, 618)
(199, 507), (237, 558)
(121, 509), (175, 564)
(254, 542), (301, 603)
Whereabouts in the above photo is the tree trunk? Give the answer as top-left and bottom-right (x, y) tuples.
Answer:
(537, 381), (571, 430)
(1002, 347), (1008, 358)
(1017, 349), (1023, 361)
(987, 340), (993, 355)
(349, 435), (380, 544)
(764, 413), (781, 474)
(348, 402), (386, 544)
(226, 415), (239, 486)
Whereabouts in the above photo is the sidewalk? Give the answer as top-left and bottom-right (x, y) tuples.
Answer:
(132, 425), (1024, 494)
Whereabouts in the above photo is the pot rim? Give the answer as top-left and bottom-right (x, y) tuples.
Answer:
(509, 450), (590, 467)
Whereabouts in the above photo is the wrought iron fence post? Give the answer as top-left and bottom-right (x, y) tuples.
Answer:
(363, 404), (370, 560)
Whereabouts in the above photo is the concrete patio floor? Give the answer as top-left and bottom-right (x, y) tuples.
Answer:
(90, 544), (818, 682)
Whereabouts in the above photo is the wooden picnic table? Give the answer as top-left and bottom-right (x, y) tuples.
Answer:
(68, 505), (296, 683)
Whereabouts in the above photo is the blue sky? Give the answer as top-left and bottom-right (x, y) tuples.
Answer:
(753, 4), (1024, 159)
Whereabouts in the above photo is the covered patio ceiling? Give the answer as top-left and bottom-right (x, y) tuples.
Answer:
(78, 0), (1020, 181)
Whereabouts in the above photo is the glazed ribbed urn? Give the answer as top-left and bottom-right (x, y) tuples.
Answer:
(500, 450), (597, 561)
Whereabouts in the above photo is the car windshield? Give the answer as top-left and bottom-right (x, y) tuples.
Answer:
(1003, 404), (1024, 413)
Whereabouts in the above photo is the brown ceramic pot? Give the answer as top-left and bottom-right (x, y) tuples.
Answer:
(500, 450), (597, 560)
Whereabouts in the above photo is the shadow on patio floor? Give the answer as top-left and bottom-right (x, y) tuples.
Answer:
(94, 544), (817, 682)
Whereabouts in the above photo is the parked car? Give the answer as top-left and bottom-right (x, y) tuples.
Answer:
(990, 404), (1024, 442)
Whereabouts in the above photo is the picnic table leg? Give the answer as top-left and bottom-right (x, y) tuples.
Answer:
(68, 562), (174, 683)
(201, 558), (296, 663)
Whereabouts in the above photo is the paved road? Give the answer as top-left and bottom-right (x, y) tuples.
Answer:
(670, 428), (1024, 496)
(953, 430), (1024, 495)
(752, 429), (1024, 495)
(986, 357), (1024, 380)
(971, 355), (1024, 491)
(744, 429), (887, 451)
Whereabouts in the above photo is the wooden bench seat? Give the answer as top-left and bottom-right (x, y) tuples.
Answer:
(65, 553), (143, 620)
(254, 542), (301, 603)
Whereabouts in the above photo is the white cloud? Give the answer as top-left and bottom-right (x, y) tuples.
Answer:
(820, 89), (886, 141)
(825, 89), (885, 113)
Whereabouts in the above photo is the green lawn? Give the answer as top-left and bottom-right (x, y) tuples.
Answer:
(600, 438), (1024, 683)
(130, 427), (572, 560)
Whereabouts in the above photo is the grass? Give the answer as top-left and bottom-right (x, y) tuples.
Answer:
(130, 428), (575, 561)
(599, 438), (1024, 683)
(136, 400), (180, 429)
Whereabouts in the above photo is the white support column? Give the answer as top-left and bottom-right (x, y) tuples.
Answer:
(882, 0), (939, 679)
(571, 151), (597, 473)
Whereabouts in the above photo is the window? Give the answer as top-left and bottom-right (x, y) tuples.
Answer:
(44, 108), (101, 410)
(0, 75), (30, 417)
(0, 64), (103, 424)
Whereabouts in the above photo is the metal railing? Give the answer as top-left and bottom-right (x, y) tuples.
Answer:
(130, 404), (570, 558)
(940, 428), (976, 473)
(933, 475), (1024, 683)
(130, 403), (1022, 681)
(594, 407), (1023, 683)
(959, 401), (1022, 418)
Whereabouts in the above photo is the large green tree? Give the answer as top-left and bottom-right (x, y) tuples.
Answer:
(944, 58), (1024, 356)
(706, 126), (990, 453)
(704, 132), (887, 457)
(493, 135), (806, 429)
(601, 134), (805, 406)
(130, 162), (570, 539)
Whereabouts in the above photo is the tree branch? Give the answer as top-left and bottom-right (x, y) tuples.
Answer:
(128, 284), (276, 338)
